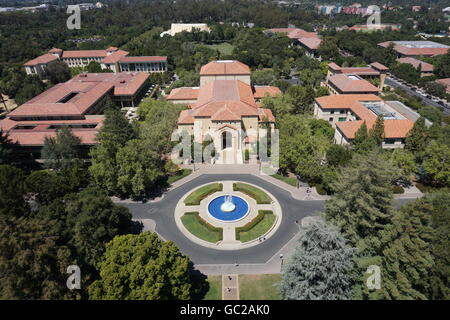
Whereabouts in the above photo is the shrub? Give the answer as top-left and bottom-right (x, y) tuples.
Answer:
(182, 212), (223, 242)
(233, 183), (272, 204)
(391, 185), (405, 194)
(235, 210), (273, 241)
(184, 183), (223, 205)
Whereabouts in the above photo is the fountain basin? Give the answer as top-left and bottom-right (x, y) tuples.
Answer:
(208, 195), (249, 222)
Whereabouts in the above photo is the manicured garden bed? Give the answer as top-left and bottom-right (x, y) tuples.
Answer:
(236, 210), (275, 242)
(167, 168), (192, 184)
(233, 183), (272, 204)
(181, 212), (223, 243)
(184, 183), (223, 205)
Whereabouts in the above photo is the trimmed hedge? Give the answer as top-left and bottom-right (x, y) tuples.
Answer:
(391, 185), (405, 194)
(184, 183), (223, 205)
(233, 183), (272, 204)
(181, 212), (223, 242)
(235, 210), (274, 241)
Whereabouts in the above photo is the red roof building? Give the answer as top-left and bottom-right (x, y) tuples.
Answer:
(314, 94), (415, 149)
(1, 72), (150, 149)
(397, 57), (434, 75)
(378, 41), (450, 57)
(167, 61), (278, 164)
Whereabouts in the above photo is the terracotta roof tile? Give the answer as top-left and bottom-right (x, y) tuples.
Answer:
(24, 53), (58, 66)
(200, 60), (250, 76)
(298, 37), (322, 50)
(119, 56), (167, 63)
(378, 41), (450, 57)
(336, 119), (414, 139)
(328, 74), (380, 93)
(253, 86), (281, 99)
(436, 78), (450, 93)
(101, 50), (129, 64)
(167, 87), (199, 101)
(397, 57), (434, 72)
(62, 50), (108, 59)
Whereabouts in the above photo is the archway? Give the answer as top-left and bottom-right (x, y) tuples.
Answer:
(222, 131), (232, 150)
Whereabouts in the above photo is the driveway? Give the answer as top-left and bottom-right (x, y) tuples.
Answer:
(118, 174), (414, 264)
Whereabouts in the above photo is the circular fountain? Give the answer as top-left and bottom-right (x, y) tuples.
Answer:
(208, 195), (249, 222)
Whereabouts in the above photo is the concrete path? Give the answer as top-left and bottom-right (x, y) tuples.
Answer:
(222, 275), (239, 300)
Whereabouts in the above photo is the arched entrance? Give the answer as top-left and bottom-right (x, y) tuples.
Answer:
(222, 131), (232, 150)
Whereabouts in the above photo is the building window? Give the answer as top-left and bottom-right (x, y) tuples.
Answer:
(340, 110), (346, 114)
(329, 117), (333, 122)
(338, 117), (347, 122)
(330, 110), (335, 114)
(385, 139), (396, 144)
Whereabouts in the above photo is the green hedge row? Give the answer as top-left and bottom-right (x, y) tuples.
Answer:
(235, 210), (273, 241)
(233, 183), (272, 204)
(184, 183), (223, 205)
(184, 212), (223, 241)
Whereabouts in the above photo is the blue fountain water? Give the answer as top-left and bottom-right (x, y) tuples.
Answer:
(208, 195), (249, 222)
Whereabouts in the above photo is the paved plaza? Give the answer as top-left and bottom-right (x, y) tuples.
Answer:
(115, 164), (419, 273)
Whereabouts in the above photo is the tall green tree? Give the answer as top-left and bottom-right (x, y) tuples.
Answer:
(0, 165), (27, 218)
(375, 196), (436, 300)
(352, 122), (374, 153)
(422, 141), (450, 187)
(369, 115), (384, 147)
(0, 129), (16, 165)
(404, 117), (429, 159)
(41, 127), (81, 171)
(89, 106), (136, 194)
(280, 220), (355, 300)
(324, 150), (397, 245)
(88, 232), (193, 300)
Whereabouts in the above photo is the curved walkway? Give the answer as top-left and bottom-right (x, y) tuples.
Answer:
(118, 173), (324, 265)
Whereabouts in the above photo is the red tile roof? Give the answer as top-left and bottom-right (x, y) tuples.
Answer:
(24, 53), (58, 66)
(0, 117), (103, 146)
(436, 78), (450, 93)
(48, 48), (63, 53)
(268, 28), (319, 40)
(378, 41), (450, 57)
(62, 50), (108, 59)
(298, 37), (322, 50)
(166, 87), (199, 101)
(397, 57), (434, 72)
(328, 62), (388, 76)
(253, 86), (281, 99)
(336, 119), (414, 139)
(8, 72), (148, 118)
(315, 94), (381, 121)
(101, 50), (129, 64)
(328, 74), (380, 93)
(119, 56), (167, 63)
(200, 60), (250, 76)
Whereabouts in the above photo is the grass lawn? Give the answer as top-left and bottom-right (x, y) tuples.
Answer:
(237, 211), (275, 242)
(181, 212), (223, 243)
(203, 275), (222, 300)
(184, 183), (223, 205)
(239, 274), (281, 300)
(233, 183), (272, 204)
(270, 174), (297, 187)
(167, 168), (192, 184)
(206, 43), (235, 55)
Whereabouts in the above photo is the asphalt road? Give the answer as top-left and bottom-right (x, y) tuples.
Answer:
(119, 174), (414, 264)
(385, 77), (450, 115)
